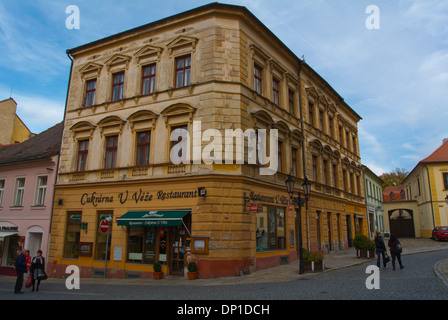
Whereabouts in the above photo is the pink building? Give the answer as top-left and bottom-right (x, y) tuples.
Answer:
(0, 123), (62, 272)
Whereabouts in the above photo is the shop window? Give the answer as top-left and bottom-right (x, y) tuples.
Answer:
(94, 212), (113, 261)
(64, 212), (82, 259)
(35, 176), (47, 206)
(127, 226), (159, 265)
(14, 178), (25, 207)
(256, 206), (286, 251)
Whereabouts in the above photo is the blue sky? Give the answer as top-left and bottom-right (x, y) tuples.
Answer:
(0, 0), (447, 176)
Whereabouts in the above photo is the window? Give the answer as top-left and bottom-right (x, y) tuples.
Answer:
(256, 206), (286, 251)
(277, 141), (283, 173)
(175, 55), (191, 88)
(332, 164), (338, 188)
(112, 71), (125, 101)
(443, 173), (448, 190)
(170, 125), (188, 162)
(323, 160), (328, 185)
(64, 212), (81, 259)
(35, 176), (47, 206)
(319, 110), (324, 132)
(14, 178), (25, 206)
(288, 90), (295, 115)
(77, 140), (89, 172)
(0, 180), (4, 207)
(272, 78), (280, 106)
(142, 64), (156, 95)
(254, 64), (262, 94)
(95, 212), (113, 261)
(105, 135), (118, 169)
(309, 102), (314, 127)
(84, 79), (96, 107)
(328, 117), (334, 138)
(127, 226), (158, 264)
(291, 147), (298, 176)
(136, 131), (151, 166)
(312, 155), (318, 181)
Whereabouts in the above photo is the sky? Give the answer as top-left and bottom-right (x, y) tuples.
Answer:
(0, 0), (447, 176)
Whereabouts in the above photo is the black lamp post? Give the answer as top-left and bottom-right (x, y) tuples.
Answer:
(285, 173), (311, 274)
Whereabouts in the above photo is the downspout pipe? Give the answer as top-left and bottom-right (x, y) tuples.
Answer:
(425, 165), (436, 230)
(297, 59), (310, 251)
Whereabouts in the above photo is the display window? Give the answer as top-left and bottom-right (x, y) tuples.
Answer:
(256, 205), (286, 251)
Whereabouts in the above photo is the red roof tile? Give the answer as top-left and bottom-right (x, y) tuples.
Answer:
(421, 139), (448, 163)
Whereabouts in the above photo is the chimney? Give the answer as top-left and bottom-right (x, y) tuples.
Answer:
(444, 138), (448, 144)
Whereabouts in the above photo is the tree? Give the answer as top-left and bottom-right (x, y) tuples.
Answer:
(379, 168), (409, 189)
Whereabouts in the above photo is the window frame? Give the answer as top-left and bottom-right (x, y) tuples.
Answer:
(104, 135), (119, 169)
(136, 131), (151, 166)
(111, 71), (125, 102)
(141, 64), (156, 95)
(175, 55), (191, 88)
(77, 139), (89, 172)
(84, 78), (97, 108)
(14, 177), (25, 207)
(35, 175), (48, 206)
(254, 64), (262, 95)
(272, 77), (280, 106)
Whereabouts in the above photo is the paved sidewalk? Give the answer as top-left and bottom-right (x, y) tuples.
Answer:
(1, 238), (447, 287)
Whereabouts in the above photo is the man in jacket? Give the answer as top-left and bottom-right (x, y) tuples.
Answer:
(14, 247), (27, 294)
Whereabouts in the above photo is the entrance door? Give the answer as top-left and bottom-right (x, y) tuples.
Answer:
(170, 227), (187, 275)
(346, 214), (353, 247)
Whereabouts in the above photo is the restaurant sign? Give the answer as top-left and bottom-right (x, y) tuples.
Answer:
(80, 188), (201, 207)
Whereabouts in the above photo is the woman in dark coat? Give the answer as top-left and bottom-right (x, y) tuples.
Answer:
(374, 232), (387, 269)
(388, 235), (404, 270)
(30, 250), (45, 292)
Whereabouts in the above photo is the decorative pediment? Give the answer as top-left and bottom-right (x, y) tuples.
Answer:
(97, 116), (126, 135)
(251, 110), (274, 129)
(127, 110), (159, 130)
(272, 120), (290, 134)
(161, 103), (196, 126)
(104, 54), (131, 72)
(70, 121), (96, 140)
(166, 35), (198, 55)
(290, 129), (304, 144)
(309, 139), (324, 154)
(134, 45), (163, 64)
(78, 62), (103, 79)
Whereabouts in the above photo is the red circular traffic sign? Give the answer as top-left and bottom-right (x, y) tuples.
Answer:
(99, 219), (109, 234)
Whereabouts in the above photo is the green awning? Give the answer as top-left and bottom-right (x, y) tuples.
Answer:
(117, 210), (190, 227)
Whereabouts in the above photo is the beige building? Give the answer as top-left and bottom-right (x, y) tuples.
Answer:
(0, 98), (34, 146)
(49, 3), (365, 279)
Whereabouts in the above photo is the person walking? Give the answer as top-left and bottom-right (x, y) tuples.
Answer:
(14, 247), (27, 294)
(374, 232), (387, 269)
(30, 250), (46, 292)
(388, 234), (404, 270)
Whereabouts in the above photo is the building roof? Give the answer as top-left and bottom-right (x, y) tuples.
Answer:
(383, 185), (406, 202)
(0, 122), (63, 165)
(420, 139), (448, 164)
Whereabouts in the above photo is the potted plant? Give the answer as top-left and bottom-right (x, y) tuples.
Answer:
(302, 249), (325, 272)
(353, 235), (375, 258)
(187, 261), (198, 280)
(153, 262), (163, 280)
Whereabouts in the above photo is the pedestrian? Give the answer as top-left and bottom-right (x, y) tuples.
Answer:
(25, 250), (31, 275)
(30, 250), (46, 292)
(374, 232), (387, 269)
(14, 247), (27, 294)
(388, 234), (404, 270)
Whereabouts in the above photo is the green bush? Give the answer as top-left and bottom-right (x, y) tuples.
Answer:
(187, 261), (197, 272)
(153, 262), (162, 272)
(353, 235), (375, 251)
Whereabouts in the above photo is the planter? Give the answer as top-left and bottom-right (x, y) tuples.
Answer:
(357, 249), (375, 259)
(303, 261), (324, 272)
(153, 272), (163, 280)
(187, 272), (198, 280)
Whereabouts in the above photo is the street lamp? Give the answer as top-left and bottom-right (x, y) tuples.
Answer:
(285, 173), (311, 274)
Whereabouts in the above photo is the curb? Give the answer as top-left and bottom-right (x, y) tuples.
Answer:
(433, 259), (448, 291)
